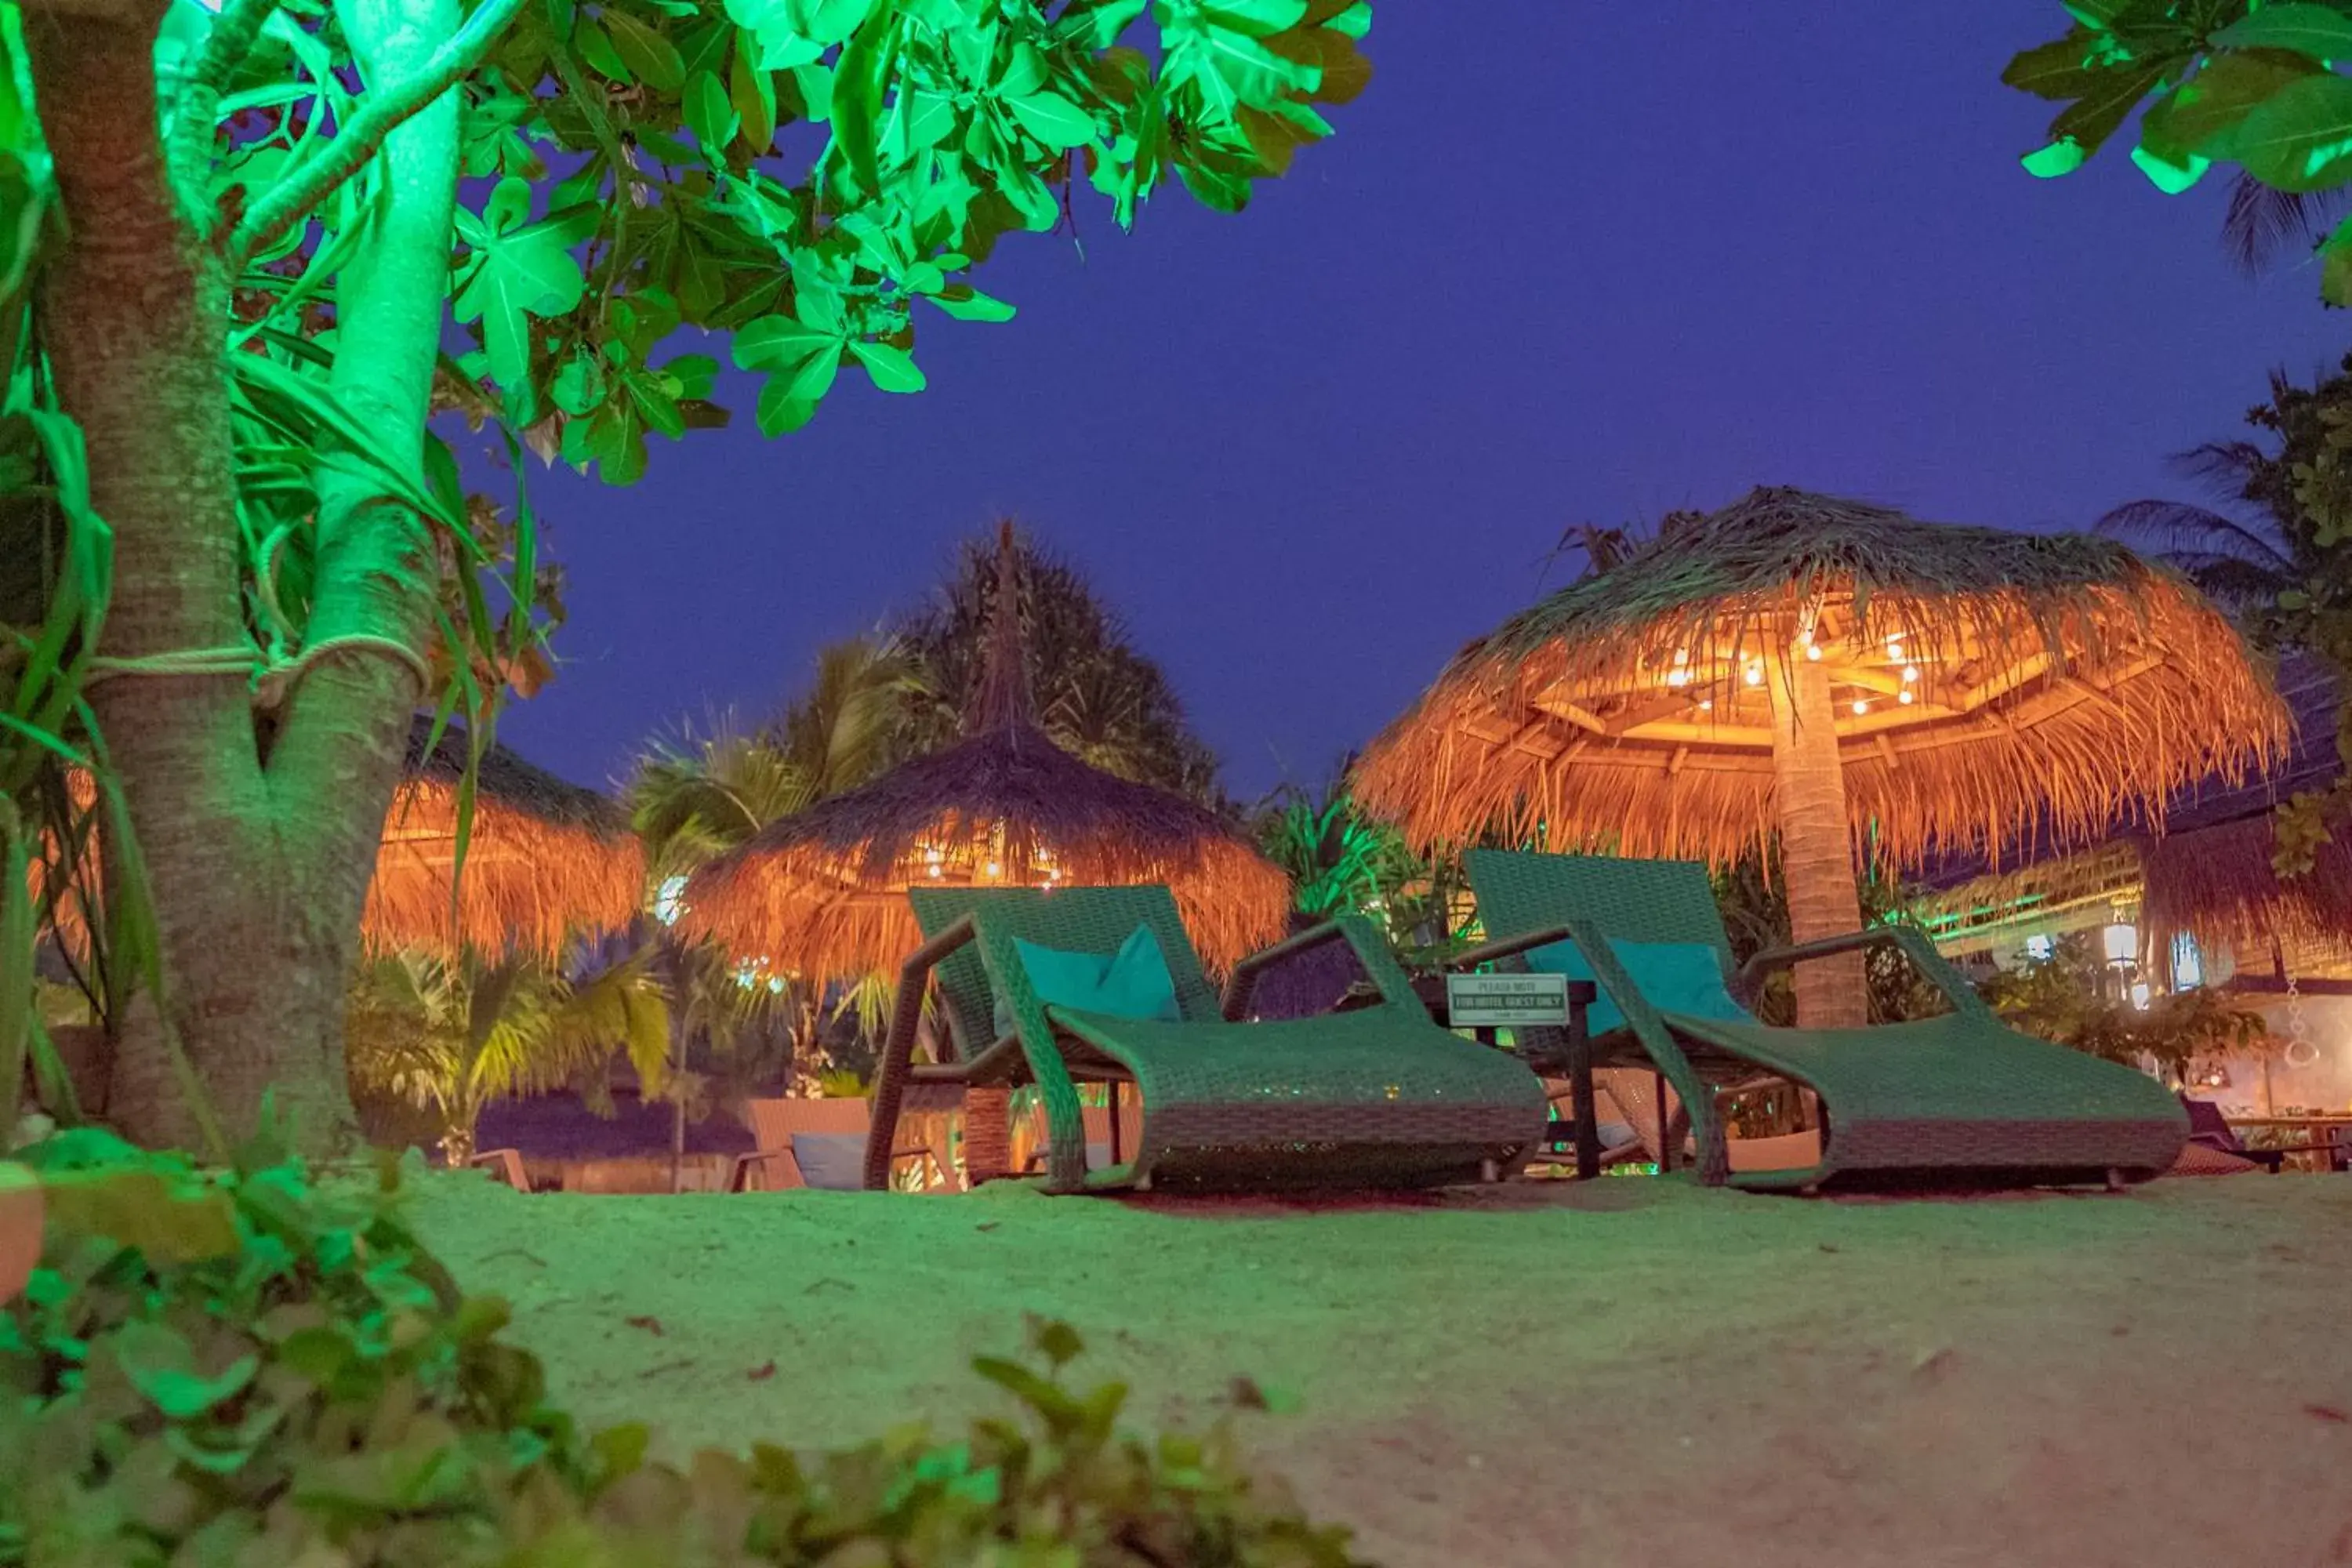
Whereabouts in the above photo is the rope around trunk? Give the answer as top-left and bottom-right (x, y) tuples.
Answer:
(85, 633), (431, 708)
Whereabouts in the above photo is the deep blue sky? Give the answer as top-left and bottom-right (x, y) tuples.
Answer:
(496, 1), (2351, 802)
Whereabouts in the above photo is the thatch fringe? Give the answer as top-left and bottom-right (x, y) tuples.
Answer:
(2143, 814), (2352, 974)
(32, 720), (641, 962)
(1356, 487), (2288, 870)
(679, 720), (1288, 974)
(365, 777), (644, 960)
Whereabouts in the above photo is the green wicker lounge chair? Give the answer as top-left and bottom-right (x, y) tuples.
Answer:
(1460, 851), (2189, 1192)
(862, 885), (1550, 1193)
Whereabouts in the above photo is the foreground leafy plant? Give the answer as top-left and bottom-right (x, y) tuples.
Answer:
(0, 1130), (1364, 1566)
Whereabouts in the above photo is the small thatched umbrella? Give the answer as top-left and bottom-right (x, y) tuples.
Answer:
(679, 525), (1289, 1176)
(1356, 486), (2288, 1026)
(681, 527), (1288, 975)
(365, 717), (644, 958)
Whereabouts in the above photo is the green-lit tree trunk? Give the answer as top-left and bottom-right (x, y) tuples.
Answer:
(1766, 642), (1867, 1029)
(26, 0), (459, 1153)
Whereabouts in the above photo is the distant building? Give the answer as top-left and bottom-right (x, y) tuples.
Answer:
(1915, 654), (2349, 1112)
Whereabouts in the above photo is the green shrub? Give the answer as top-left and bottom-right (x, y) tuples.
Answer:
(0, 1129), (1363, 1566)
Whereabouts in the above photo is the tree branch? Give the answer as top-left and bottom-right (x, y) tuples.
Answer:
(170, 0), (279, 225)
(227, 0), (528, 262)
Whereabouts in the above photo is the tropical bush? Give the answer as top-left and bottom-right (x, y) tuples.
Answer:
(1975, 932), (2272, 1076)
(343, 949), (670, 1164)
(0, 1128), (1363, 1567)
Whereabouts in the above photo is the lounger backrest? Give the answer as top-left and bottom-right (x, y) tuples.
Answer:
(907, 885), (1222, 1059)
(1465, 850), (1736, 969)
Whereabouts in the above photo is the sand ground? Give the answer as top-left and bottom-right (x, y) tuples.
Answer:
(408, 1174), (2352, 1568)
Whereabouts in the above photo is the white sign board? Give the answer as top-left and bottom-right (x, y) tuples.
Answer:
(1446, 971), (1570, 1029)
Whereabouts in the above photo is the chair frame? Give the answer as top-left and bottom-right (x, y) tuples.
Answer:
(866, 887), (1545, 1193)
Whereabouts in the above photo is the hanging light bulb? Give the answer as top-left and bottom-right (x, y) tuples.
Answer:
(1744, 662), (1763, 688)
(1698, 698), (1714, 712)
(1804, 641), (1823, 661)
(1898, 689), (1915, 706)
(985, 859), (1002, 878)
(1851, 698), (1869, 716)
(1901, 665), (1919, 684)
(1886, 636), (1904, 660)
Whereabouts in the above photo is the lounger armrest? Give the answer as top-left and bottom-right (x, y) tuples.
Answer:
(1222, 916), (1419, 1020)
(728, 1146), (804, 1192)
(1549, 919), (1730, 1185)
(864, 916), (978, 1192)
(1450, 926), (1575, 971)
(1736, 925), (1993, 1021)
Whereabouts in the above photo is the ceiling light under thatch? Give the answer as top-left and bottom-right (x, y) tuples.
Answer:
(677, 524), (1288, 978)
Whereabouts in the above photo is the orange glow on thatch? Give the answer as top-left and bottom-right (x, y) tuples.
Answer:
(1356, 488), (2289, 872)
(363, 776), (643, 960)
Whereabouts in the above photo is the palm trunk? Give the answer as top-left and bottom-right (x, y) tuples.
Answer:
(26, 0), (459, 1155)
(1766, 642), (1867, 1029)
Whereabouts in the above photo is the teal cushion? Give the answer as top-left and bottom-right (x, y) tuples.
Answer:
(1522, 938), (1750, 1036)
(993, 924), (1183, 1037)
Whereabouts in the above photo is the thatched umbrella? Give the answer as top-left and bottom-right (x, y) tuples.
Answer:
(680, 526), (1289, 978)
(1356, 487), (2287, 1026)
(678, 526), (1289, 1178)
(35, 719), (640, 963)
(364, 717), (644, 958)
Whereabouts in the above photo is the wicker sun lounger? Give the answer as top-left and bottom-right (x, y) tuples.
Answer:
(862, 884), (1549, 1193)
(1461, 851), (2188, 1192)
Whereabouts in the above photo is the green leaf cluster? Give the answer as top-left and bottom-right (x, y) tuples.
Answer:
(1975, 932), (2273, 1070)
(1, 1134), (1366, 1566)
(406, 0), (1377, 470)
(2005, 2), (2352, 303)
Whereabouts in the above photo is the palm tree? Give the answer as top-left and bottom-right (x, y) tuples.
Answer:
(345, 948), (668, 1166)
(626, 651), (919, 1181)
(2092, 360), (2352, 626)
(895, 522), (1224, 803)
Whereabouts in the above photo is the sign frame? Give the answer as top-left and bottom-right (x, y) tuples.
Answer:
(1444, 971), (1571, 1029)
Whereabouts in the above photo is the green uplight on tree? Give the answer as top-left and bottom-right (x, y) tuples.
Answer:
(0, 0), (1375, 1155)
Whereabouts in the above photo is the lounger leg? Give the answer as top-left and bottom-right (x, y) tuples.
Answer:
(1570, 1025), (1600, 1181)
(2106, 1167), (2126, 1193)
(1480, 1158), (1501, 1184)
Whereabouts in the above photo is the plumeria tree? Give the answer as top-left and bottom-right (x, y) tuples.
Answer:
(0, 0), (1373, 1152)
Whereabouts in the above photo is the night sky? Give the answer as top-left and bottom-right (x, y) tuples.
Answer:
(496, 2), (2351, 804)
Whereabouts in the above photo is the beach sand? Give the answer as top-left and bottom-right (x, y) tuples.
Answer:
(409, 1173), (2352, 1567)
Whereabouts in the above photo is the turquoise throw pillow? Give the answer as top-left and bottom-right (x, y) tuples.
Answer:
(993, 924), (1182, 1037)
(1522, 938), (1750, 1036)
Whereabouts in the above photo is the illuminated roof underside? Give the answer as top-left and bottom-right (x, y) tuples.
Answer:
(1357, 488), (2288, 871)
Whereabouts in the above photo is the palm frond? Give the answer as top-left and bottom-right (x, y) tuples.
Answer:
(2221, 174), (2348, 276)
(2092, 499), (2299, 590)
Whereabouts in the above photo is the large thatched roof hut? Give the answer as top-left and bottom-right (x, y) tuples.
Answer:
(1356, 487), (2286, 1024)
(679, 526), (1288, 976)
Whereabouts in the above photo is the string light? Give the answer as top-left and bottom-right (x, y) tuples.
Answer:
(1886, 637), (1904, 660)
(1901, 665), (1919, 684)
(1804, 641), (1822, 661)
(1898, 689), (1915, 706)
(1851, 698), (1869, 716)
(1743, 662), (1763, 688)
(1698, 698), (1713, 712)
